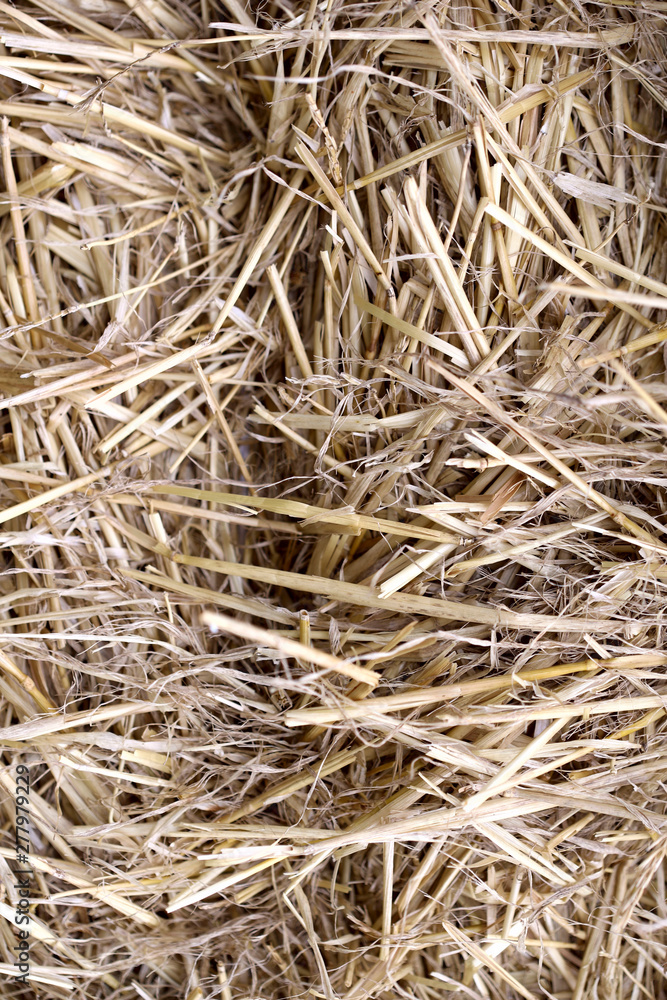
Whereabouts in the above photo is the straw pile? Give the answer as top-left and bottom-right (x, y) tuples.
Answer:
(1, 0), (667, 997)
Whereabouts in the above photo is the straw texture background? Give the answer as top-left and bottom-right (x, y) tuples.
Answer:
(0, 1), (667, 998)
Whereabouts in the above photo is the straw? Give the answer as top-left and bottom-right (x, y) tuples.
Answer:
(0, 2), (666, 999)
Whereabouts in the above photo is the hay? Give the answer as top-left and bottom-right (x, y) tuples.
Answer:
(0, 0), (666, 997)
